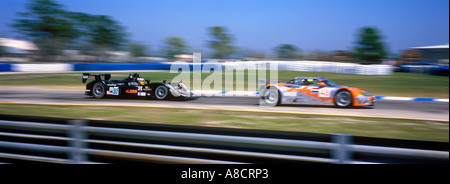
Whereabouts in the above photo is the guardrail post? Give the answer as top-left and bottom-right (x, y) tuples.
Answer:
(68, 120), (88, 164)
(332, 134), (352, 164)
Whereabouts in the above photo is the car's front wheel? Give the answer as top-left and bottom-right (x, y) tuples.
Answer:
(334, 90), (353, 107)
(92, 82), (106, 99)
(261, 87), (281, 106)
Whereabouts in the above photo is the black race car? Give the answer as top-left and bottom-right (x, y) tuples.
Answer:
(82, 73), (194, 100)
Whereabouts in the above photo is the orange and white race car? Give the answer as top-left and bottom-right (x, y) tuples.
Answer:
(259, 77), (375, 107)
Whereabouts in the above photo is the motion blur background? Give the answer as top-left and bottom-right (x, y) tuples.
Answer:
(0, 0), (448, 66)
(0, 0), (448, 164)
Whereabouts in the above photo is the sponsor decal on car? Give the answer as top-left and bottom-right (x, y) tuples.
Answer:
(125, 89), (138, 93)
(107, 87), (119, 95)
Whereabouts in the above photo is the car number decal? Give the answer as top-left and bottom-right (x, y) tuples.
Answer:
(318, 88), (331, 98)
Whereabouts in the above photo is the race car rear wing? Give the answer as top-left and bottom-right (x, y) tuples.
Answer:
(82, 73), (111, 83)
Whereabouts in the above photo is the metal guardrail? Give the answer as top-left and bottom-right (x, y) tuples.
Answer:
(0, 114), (448, 164)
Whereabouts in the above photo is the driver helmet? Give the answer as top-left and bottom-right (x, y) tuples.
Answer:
(302, 79), (313, 85)
(137, 77), (145, 85)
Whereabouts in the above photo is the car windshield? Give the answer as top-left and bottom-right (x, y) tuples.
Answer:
(286, 78), (339, 87)
(322, 79), (338, 87)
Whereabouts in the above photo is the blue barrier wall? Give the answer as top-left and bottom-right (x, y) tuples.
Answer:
(1, 62), (224, 72)
(73, 62), (224, 72)
(432, 66), (449, 76)
(73, 62), (172, 71)
(0, 63), (12, 72)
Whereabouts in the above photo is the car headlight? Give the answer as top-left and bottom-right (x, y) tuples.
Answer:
(360, 91), (372, 96)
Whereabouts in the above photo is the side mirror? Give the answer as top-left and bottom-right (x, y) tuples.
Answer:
(318, 82), (326, 88)
(145, 80), (150, 85)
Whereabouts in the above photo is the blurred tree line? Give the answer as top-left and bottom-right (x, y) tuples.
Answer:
(273, 27), (388, 64)
(12, 0), (128, 59)
(354, 27), (387, 64)
(10, 0), (389, 64)
(274, 44), (301, 60)
(0, 45), (5, 57)
(163, 37), (187, 58)
(207, 26), (235, 59)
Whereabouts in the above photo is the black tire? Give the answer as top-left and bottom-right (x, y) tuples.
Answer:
(261, 87), (281, 106)
(92, 82), (106, 99)
(334, 90), (353, 107)
(154, 85), (169, 100)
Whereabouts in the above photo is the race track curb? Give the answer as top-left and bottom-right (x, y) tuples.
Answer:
(375, 96), (449, 102)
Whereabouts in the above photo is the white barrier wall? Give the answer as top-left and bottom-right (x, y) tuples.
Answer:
(223, 61), (393, 75)
(11, 63), (74, 72)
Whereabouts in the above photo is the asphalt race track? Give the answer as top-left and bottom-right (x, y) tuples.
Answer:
(0, 87), (448, 121)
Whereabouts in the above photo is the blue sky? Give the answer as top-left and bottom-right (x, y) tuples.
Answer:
(1, 0), (449, 55)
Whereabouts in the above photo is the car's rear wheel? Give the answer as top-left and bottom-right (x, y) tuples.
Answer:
(92, 82), (106, 99)
(334, 90), (353, 107)
(154, 85), (168, 100)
